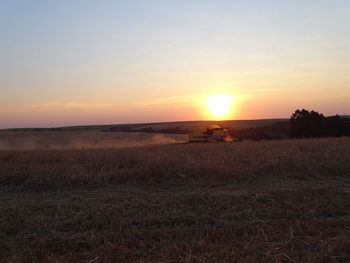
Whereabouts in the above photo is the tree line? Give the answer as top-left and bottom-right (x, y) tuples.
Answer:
(290, 109), (350, 138)
(227, 109), (350, 140)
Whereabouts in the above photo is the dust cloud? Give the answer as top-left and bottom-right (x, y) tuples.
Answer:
(0, 131), (187, 151)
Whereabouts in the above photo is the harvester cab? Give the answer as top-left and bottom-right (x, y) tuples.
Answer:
(189, 124), (232, 143)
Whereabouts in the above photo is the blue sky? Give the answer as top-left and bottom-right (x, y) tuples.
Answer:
(1, 0), (349, 128)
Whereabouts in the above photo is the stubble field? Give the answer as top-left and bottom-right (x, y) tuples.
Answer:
(0, 131), (349, 262)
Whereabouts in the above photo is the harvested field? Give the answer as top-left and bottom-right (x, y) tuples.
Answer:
(0, 136), (349, 262)
(0, 131), (187, 151)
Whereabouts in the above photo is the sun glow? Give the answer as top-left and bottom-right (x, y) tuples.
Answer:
(206, 94), (234, 119)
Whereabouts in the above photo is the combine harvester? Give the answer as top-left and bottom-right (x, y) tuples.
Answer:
(188, 124), (235, 143)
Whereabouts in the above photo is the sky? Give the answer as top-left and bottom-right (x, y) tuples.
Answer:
(1, 0), (350, 128)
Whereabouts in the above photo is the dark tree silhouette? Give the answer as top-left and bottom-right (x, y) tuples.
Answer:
(290, 109), (350, 138)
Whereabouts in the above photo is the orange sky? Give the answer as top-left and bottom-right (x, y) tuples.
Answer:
(1, 1), (349, 128)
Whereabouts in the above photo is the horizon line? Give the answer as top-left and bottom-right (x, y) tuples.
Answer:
(2, 114), (350, 131)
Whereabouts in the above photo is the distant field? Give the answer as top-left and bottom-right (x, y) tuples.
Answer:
(3, 118), (287, 132)
(0, 118), (284, 150)
(0, 137), (349, 262)
(0, 131), (187, 151)
(107, 119), (287, 132)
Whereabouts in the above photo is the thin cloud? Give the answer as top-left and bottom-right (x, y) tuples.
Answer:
(249, 88), (278, 93)
(23, 101), (112, 111)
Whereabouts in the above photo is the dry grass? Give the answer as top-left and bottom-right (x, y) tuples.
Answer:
(0, 135), (349, 262)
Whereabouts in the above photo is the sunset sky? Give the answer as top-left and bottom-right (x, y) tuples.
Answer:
(1, 0), (350, 128)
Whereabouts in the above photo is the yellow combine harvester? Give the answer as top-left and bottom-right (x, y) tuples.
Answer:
(188, 124), (232, 143)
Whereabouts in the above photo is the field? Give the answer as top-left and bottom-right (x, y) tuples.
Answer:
(4, 118), (287, 133)
(0, 131), (187, 151)
(0, 131), (350, 262)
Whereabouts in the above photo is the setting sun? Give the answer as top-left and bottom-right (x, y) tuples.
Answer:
(206, 94), (234, 119)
